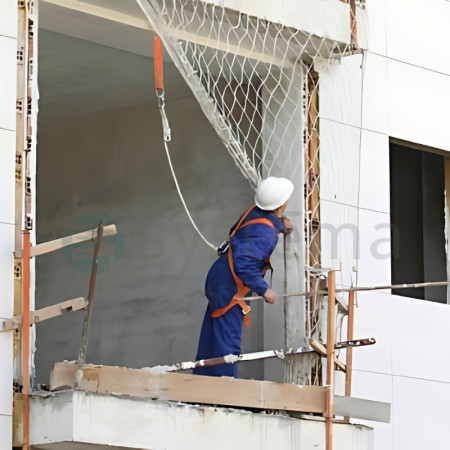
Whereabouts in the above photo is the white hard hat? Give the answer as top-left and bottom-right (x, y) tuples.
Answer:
(255, 177), (294, 211)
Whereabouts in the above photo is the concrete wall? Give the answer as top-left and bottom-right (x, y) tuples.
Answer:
(35, 96), (273, 383)
(0, 1), (17, 448)
(318, 0), (450, 448)
(29, 390), (373, 450)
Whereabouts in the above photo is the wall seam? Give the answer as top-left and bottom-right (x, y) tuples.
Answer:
(368, 50), (450, 78)
(353, 368), (450, 385)
(321, 198), (390, 216)
(319, 117), (388, 136)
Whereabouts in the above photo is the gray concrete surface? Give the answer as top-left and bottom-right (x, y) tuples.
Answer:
(34, 96), (280, 383)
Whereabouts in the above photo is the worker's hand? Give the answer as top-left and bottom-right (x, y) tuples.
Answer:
(282, 217), (294, 235)
(263, 288), (277, 304)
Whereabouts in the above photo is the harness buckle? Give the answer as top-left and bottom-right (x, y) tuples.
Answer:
(241, 304), (251, 315)
(217, 240), (230, 255)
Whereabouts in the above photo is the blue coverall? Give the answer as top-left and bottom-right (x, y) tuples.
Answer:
(193, 206), (284, 377)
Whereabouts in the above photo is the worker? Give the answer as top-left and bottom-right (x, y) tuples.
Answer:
(193, 177), (295, 377)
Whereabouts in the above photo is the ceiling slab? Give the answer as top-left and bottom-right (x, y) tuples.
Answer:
(39, 0), (157, 59)
(38, 0), (190, 123)
(38, 29), (190, 124)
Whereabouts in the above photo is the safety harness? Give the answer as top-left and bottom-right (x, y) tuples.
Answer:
(211, 205), (275, 328)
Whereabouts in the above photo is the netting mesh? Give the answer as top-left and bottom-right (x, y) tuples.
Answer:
(138, 0), (351, 189)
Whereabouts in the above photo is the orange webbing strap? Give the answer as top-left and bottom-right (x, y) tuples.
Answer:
(229, 205), (256, 240)
(211, 214), (276, 328)
(238, 218), (275, 230)
(154, 34), (171, 141)
(154, 34), (164, 91)
(211, 249), (252, 327)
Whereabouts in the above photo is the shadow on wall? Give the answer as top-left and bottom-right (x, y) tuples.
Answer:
(35, 96), (265, 383)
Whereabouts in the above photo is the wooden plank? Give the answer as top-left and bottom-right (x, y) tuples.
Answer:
(21, 232), (31, 450)
(345, 290), (355, 397)
(309, 339), (346, 372)
(1, 317), (21, 333)
(30, 224), (117, 257)
(309, 338), (327, 356)
(1, 297), (86, 332)
(49, 362), (79, 391)
(32, 297), (87, 324)
(50, 362), (327, 414)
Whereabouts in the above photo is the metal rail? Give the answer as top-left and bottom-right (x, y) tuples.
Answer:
(78, 222), (104, 365)
(146, 338), (374, 373)
(240, 280), (449, 303)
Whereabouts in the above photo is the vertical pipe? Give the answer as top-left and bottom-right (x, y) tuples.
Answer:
(326, 271), (336, 450)
(78, 223), (103, 365)
(345, 290), (355, 397)
(21, 231), (31, 450)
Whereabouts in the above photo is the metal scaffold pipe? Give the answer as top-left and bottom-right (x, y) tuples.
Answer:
(239, 280), (449, 302)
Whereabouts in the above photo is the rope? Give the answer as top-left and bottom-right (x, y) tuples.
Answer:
(163, 141), (217, 251)
(154, 33), (217, 252)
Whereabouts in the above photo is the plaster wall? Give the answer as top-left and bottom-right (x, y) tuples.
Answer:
(0, 1), (17, 448)
(35, 96), (274, 383)
(318, 0), (450, 448)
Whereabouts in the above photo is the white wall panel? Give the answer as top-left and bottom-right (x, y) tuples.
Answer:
(391, 295), (450, 383)
(364, 0), (387, 56)
(357, 209), (391, 287)
(387, 0), (450, 75)
(352, 369), (393, 405)
(0, 223), (14, 319)
(321, 200), (358, 287)
(0, 0), (17, 39)
(388, 59), (450, 152)
(353, 292), (393, 375)
(0, 415), (12, 450)
(0, 332), (13, 416)
(0, 36), (16, 131)
(320, 119), (361, 208)
(317, 54), (363, 128)
(392, 376), (450, 450)
(0, 129), (15, 225)
(362, 53), (388, 134)
(351, 370), (393, 450)
(359, 131), (389, 214)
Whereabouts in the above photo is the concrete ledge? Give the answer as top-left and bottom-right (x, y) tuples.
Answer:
(29, 390), (373, 450)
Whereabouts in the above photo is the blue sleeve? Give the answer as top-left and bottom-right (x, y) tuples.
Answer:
(231, 225), (278, 296)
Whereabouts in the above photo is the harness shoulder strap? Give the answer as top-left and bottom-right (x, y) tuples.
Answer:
(229, 205), (256, 240)
(211, 209), (277, 328)
(239, 218), (275, 231)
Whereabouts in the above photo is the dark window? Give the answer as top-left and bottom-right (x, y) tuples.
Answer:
(389, 142), (447, 303)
